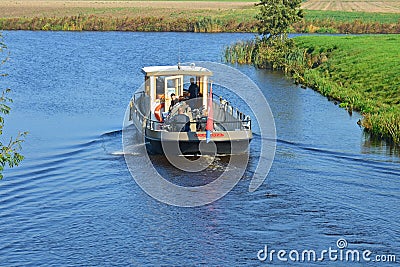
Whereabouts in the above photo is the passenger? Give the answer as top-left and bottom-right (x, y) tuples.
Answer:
(188, 78), (199, 99)
(169, 93), (179, 112)
(171, 107), (190, 132)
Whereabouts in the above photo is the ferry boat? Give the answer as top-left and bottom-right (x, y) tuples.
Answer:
(128, 64), (252, 155)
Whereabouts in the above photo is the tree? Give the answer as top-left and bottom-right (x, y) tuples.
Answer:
(252, 0), (303, 70)
(0, 33), (26, 179)
(255, 0), (303, 41)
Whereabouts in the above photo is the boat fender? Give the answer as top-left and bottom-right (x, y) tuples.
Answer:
(154, 103), (165, 122)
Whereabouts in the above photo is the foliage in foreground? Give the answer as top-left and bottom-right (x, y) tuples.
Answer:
(224, 35), (400, 144)
(0, 34), (26, 179)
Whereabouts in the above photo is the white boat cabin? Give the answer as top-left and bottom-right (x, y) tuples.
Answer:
(141, 65), (212, 121)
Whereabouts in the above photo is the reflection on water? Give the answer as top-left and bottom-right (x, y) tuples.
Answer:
(362, 132), (400, 158)
(149, 154), (227, 187)
(0, 31), (399, 266)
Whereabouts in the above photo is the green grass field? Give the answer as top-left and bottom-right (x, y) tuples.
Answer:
(305, 10), (400, 24)
(294, 35), (400, 142)
(224, 34), (400, 143)
(295, 35), (400, 110)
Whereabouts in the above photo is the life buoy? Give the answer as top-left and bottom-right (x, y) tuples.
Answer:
(154, 103), (165, 122)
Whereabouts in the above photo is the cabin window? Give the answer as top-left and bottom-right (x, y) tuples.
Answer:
(183, 76), (203, 97)
(166, 78), (178, 97)
(156, 77), (165, 100)
(145, 76), (150, 96)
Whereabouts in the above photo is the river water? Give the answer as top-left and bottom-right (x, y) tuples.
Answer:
(0, 31), (399, 266)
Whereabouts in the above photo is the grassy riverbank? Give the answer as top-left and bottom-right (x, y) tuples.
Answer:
(225, 35), (400, 143)
(297, 35), (400, 143)
(0, 1), (399, 33)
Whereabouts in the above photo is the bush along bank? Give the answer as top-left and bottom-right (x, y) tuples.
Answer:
(224, 35), (400, 144)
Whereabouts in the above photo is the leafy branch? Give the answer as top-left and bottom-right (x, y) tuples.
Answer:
(0, 33), (26, 179)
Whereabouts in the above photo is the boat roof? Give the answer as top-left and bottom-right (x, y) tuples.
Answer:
(142, 65), (213, 77)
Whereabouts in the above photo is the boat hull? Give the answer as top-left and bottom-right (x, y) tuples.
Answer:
(145, 137), (251, 155)
(144, 129), (252, 155)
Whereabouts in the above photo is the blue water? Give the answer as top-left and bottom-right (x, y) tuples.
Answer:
(0, 31), (399, 266)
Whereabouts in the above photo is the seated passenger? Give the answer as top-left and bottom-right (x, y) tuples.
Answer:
(169, 93), (178, 112)
(170, 107), (190, 132)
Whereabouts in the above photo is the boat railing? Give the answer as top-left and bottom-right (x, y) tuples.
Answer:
(212, 92), (252, 129)
(129, 91), (167, 131)
(129, 91), (147, 126)
(144, 118), (251, 132)
(129, 91), (251, 132)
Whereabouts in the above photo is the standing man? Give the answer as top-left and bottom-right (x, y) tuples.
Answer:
(188, 78), (199, 99)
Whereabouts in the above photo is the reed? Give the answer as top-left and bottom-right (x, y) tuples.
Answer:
(0, 9), (399, 33)
(293, 19), (400, 34)
(363, 111), (400, 144)
(224, 40), (256, 64)
(0, 15), (257, 32)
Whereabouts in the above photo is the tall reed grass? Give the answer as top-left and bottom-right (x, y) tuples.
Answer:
(293, 19), (400, 34)
(363, 111), (400, 144)
(0, 16), (254, 32)
(0, 15), (399, 34)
